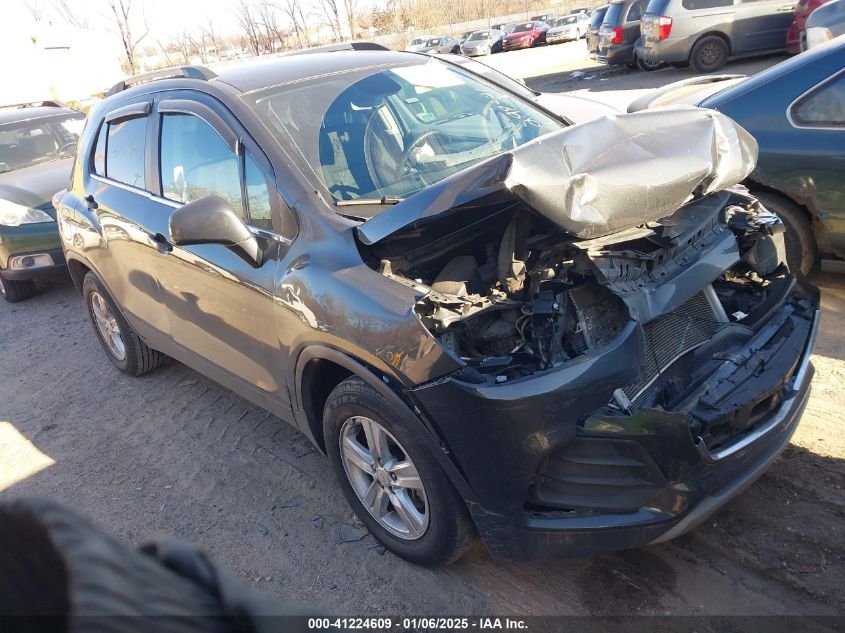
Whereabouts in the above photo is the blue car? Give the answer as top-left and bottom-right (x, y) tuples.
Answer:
(629, 36), (845, 275)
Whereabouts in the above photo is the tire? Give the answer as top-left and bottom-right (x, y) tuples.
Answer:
(754, 192), (817, 276)
(637, 56), (664, 71)
(82, 272), (163, 376)
(324, 377), (476, 566)
(0, 275), (36, 303)
(689, 35), (729, 73)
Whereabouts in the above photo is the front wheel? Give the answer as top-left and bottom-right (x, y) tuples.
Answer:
(324, 377), (476, 566)
(82, 272), (164, 376)
(690, 35), (728, 73)
(0, 275), (36, 303)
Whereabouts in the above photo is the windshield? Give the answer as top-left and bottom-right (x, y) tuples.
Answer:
(425, 38), (441, 47)
(513, 22), (535, 33)
(409, 38), (424, 45)
(246, 58), (561, 207)
(561, 16), (578, 24)
(0, 113), (84, 173)
(469, 31), (490, 40)
(501, 24), (517, 33)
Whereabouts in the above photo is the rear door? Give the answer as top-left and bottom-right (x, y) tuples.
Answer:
(83, 99), (172, 342)
(732, 0), (794, 52)
(142, 92), (297, 415)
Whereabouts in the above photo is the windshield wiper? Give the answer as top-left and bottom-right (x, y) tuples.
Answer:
(335, 196), (404, 207)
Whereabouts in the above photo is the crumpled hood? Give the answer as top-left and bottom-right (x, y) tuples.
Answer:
(357, 106), (758, 245)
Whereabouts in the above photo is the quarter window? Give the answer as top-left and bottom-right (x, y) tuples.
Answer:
(93, 124), (106, 174)
(792, 73), (845, 127)
(105, 117), (146, 188)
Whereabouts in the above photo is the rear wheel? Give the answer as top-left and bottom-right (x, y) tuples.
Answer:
(0, 275), (36, 303)
(753, 192), (816, 276)
(637, 56), (665, 71)
(324, 377), (476, 566)
(689, 35), (728, 73)
(82, 272), (163, 376)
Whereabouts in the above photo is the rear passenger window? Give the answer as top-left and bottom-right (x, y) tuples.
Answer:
(792, 73), (845, 127)
(681, 0), (731, 8)
(105, 117), (146, 188)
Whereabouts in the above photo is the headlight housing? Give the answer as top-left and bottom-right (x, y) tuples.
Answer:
(0, 199), (54, 226)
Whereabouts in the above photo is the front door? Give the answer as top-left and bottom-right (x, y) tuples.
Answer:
(142, 94), (295, 415)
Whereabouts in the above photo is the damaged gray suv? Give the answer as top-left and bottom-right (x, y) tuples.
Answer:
(55, 51), (819, 566)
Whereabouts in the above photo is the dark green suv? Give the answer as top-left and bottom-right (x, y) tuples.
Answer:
(0, 102), (85, 302)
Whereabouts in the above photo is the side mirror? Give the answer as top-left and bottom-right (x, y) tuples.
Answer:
(169, 195), (261, 266)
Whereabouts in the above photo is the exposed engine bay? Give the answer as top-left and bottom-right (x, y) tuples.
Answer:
(362, 187), (801, 421)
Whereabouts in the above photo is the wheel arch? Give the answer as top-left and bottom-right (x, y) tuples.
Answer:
(744, 179), (815, 226)
(66, 256), (92, 294)
(293, 345), (477, 502)
(691, 30), (732, 56)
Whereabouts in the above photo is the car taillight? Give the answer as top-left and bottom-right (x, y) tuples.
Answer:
(610, 26), (623, 45)
(657, 16), (673, 40)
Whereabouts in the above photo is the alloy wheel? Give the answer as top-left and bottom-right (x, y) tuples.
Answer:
(339, 415), (429, 540)
(90, 290), (126, 360)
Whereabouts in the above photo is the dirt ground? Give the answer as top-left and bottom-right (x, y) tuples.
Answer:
(2, 271), (842, 615)
(1, 49), (843, 616)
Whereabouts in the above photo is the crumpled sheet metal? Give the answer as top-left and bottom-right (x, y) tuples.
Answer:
(356, 105), (758, 245)
(505, 105), (758, 238)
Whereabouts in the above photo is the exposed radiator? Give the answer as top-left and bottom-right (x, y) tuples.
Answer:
(616, 289), (725, 412)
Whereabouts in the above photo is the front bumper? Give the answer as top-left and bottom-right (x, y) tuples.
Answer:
(0, 247), (66, 280)
(503, 38), (532, 50)
(547, 31), (577, 43)
(635, 37), (691, 64)
(410, 293), (819, 560)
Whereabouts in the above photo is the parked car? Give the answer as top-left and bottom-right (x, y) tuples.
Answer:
(787, 0), (833, 52)
(597, 0), (664, 69)
(458, 30), (475, 45)
(502, 21), (550, 49)
(806, 0), (845, 47)
(491, 22), (507, 31)
(56, 52), (818, 566)
(628, 36), (845, 274)
(636, 0), (794, 73)
(0, 102), (85, 302)
(459, 29), (505, 56)
(436, 53), (621, 122)
(587, 5), (611, 53)
(530, 12), (556, 21)
(546, 13), (591, 43)
(404, 35), (434, 52)
(417, 35), (462, 54)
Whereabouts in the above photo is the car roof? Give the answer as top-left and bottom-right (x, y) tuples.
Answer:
(0, 106), (81, 126)
(214, 50), (424, 94)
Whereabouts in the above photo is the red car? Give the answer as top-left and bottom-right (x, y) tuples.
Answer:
(502, 21), (550, 49)
(787, 0), (832, 53)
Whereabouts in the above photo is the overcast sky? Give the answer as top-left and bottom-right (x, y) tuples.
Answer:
(10, 0), (279, 44)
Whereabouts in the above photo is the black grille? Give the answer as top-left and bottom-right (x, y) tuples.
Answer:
(620, 290), (723, 411)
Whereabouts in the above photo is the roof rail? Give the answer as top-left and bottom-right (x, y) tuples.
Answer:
(107, 65), (218, 97)
(0, 100), (67, 110)
(285, 41), (390, 56)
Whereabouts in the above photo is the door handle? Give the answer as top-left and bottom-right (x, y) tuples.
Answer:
(149, 232), (173, 253)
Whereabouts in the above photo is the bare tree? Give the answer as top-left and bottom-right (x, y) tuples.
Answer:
(256, 2), (286, 52)
(105, 0), (150, 73)
(318, 0), (344, 41)
(235, 0), (262, 56)
(201, 18), (223, 59)
(51, 0), (90, 28)
(343, 0), (358, 39)
(275, 0), (310, 48)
